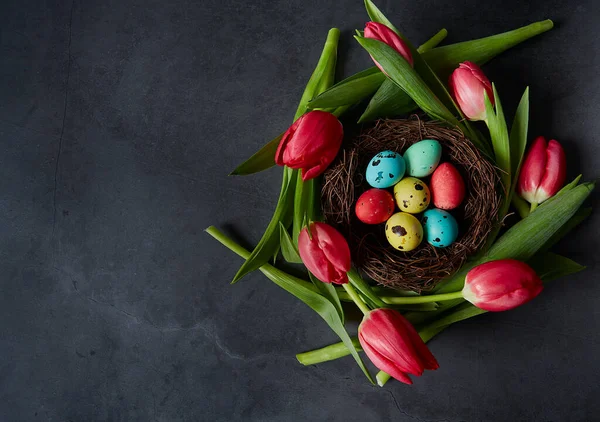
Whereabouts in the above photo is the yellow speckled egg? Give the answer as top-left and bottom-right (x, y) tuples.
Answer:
(385, 212), (423, 252)
(393, 177), (430, 214)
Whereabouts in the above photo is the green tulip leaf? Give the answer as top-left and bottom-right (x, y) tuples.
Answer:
(308, 67), (386, 109)
(540, 206), (592, 253)
(529, 252), (586, 282)
(309, 273), (345, 324)
(354, 37), (458, 126)
(484, 85), (511, 193)
(279, 222), (302, 263)
(231, 168), (296, 283)
(509, 88), (530, 183)
(310, 27), (446, 115)
(230, 133), (282, 176)
(358, 79), (416, 123)
(347, 269), (387, 309)
(422, 20), (554, 79)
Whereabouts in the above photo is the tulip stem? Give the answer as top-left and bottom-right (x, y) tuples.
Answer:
(530, 202), (539, 213)
(512, 195), (530, 219)
(376, 371), (391, 387)
(296, 337), (362, 365)
(342, 283), (371, 315)
(382, 291), (463, 304)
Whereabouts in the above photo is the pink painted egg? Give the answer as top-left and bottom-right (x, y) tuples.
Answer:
(430, 163), (466, 210)
(355, 188), (396, 224)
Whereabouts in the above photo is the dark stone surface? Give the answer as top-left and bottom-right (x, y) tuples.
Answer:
(1, 0), (599, 420)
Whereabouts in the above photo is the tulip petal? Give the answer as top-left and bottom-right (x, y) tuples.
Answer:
(517, 136), (547, 203)
(298, 229), (331, 283)
(463, 259), (543, 312)
(359, 332), (413, 385)
(298, 223), (351, 284)
(364, 22), (413, 67)
(275, 123), (298, 166)
(365, 310), (433, 376)
(534, 139), (566, 203)
(312, 223), (352, 274)
(449, 61), (493, 121)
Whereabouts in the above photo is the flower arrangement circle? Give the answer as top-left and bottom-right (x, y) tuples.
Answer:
(322, 118), (501, 291)
(207, 0), (594, 388)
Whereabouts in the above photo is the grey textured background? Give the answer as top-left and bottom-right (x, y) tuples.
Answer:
(2, 0), (600, 420)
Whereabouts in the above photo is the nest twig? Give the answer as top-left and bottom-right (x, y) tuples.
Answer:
(322, 118), (501, 292)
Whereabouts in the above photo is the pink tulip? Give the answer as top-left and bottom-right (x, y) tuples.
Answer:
(449, 61), (494, 121)
(364, 22), (414, 72)
(462, 259), (543, 312)
(298, 222), (351, 284)
(275, 110), (343, 181)
(517, 136), (567, 205)
(358, 308), (439, 385)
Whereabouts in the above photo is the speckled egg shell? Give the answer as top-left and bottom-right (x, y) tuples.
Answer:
(393, 177), (430, 214)
(355, 188), (396, 225)
(385, 212), (423, 252)
(403, 139), (442, 177)
(422, 208), (459, 248)
(430, 162), (466, 210)
(365, 150), (406, 188)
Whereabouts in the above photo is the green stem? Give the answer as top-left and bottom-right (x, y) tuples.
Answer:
(347, 269), (387, 309)
(342, 283), (371, 315)
(512, 195), (530, 219)
(530, 202), (538, 213)
(294, 28), (340, 120)
(376, 371), (391, 387)
(296, 338), (362, 365)
(382, 291), (463, 305)
(416, 28), (448, 53)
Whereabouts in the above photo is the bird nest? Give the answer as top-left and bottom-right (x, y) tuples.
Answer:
(321, 118), (501, 291)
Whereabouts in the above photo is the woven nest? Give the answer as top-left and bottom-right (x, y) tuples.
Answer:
(322, 118), (501, 291)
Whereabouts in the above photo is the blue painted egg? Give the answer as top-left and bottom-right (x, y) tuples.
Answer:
(403, 139), (442, 177)
(422, 208), (458, 248)
(365, 150), (405, 188)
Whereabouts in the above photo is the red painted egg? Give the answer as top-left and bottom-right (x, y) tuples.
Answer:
(355, 188), (396, 224)
(430, 162), (466, 210)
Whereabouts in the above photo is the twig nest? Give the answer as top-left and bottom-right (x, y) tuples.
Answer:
(321, 118), (501, 291)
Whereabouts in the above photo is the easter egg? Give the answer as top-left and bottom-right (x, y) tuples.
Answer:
(403, 139), (442, 177)
(355, 189), (396, 224)
(430, 162), (466, 210)
(393, 177), (430, 214)
(365, 150), (405, 188)
(385, 212), (423, 252)
(422, 208), (459, 248)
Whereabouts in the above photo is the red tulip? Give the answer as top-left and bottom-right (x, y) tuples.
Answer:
(275, 110), (343, 181)
(517, 136), (567, 205)
(462, 259), (543, 312)
(449, 61), (494, 121)
(358, 308), (439, 385)
(364, 22), (414, 72)
(298, 222), (351, 284)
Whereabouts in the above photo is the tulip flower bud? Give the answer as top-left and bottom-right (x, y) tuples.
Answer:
(364, 22), (414, 72)
(358, 308), (439, 385)
(275, 110), (344, 181)
(462, 259), (543, 312)
(298, 222), (351, 284)
(517, 136), (567, 205)
(449, 61), (494, 121)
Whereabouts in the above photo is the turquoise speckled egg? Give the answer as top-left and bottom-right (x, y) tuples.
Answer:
(422, 208), (458, 248)
(403, 139), (442, 177)
(366, 150), (405, 188)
